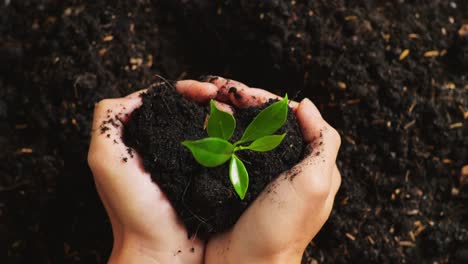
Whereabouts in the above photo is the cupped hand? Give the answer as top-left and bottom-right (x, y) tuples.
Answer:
(204, 77), (342, 264)
(88, 77), (341, 264)
(88, 80), (218, 264)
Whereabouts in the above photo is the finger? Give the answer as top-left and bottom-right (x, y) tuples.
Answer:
(208, 76), (298, 109)
(248, 87), (299, 109)
(89, 97), (147, 175)
(316, 165), (342, 227)
(175, 80), (218, 104)
(210, 77), (255, 107)
(296, 98), (329, 144)
(126, 89), (147, 99)
(90, 97), (142, 135)
(88, 97), (172, 223)
(214, 100), (235, 114)
(287, 98), (341, 201)
(126, 79), (217, 103)
(88, 97), (153, 188)
(331, 165), (341, 196)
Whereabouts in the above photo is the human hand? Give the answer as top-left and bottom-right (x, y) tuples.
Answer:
(87, 80), (219, 264)
(88, 77), (341, 264)
(204, 77), (342, 264)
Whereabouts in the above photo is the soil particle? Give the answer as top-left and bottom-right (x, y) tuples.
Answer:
(126, 147), (134, 158)
(228, 87), (242, 100)
(100, 126), (110, 134)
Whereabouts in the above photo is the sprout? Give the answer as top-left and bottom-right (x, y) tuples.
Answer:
(182, 96), (289, 199)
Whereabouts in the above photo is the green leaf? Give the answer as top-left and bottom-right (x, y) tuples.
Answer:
(182, 138), (234, 167)
(207, 99), (236, 140)
(237, 133), (286, 152)
(229, 155), (249, 200)
(236, 94), (288, 144)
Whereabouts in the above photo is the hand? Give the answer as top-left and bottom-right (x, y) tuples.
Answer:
(204, 77), (342, 264)
(88, 77), (341, 264)
(87, 80), (219, 264)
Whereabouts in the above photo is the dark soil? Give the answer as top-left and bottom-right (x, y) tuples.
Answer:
(0, 0), (467, 263)
(123, 83), (304, 239)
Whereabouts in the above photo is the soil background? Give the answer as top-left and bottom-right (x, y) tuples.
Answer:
(0, 0), (467, 263)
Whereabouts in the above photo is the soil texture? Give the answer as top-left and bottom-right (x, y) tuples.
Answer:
(123, 83), (304, 239)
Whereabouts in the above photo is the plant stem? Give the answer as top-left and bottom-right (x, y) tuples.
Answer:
(233, 146), (246, 152)
(233, 140), (244, 146)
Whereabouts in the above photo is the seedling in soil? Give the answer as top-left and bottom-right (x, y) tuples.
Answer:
(182, 96), (289, 199)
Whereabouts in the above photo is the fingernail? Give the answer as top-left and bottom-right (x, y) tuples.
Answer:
(302, 98), (322, 118)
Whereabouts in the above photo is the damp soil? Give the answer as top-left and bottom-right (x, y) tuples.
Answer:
(123, 83), (304, 239)
(0, 1), (467, 264)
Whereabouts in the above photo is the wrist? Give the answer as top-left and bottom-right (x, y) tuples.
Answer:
(206, 234), (303, 264)
(109, 237), (163, 264)
(109, 233), (204, 264)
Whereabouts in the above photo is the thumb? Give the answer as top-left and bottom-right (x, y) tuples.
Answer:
(288, 98), (341, 202)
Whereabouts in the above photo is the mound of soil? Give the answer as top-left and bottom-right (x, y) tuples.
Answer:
(123, 83), (304, 239)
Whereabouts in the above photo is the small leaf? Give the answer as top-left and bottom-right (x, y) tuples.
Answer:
(229, 155), (249, 200)
(238, 133), (286, 152)
(182, 138), (234, 167)
(207, 99), (236, 140)
(237, 95), (288, 144)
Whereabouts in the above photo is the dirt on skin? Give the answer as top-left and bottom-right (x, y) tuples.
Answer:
(0, 0), (467, 263)
(123, 83), (304, 239)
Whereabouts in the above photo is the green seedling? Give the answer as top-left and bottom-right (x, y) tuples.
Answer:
(182, 95), (289, 200)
